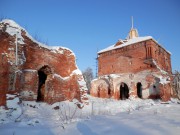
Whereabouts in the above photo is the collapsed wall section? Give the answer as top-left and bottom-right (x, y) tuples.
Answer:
(0, 19), (88, 106)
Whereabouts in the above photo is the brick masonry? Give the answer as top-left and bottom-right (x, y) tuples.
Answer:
(0, 20), (88, 106)
(91, 29), (173, 101)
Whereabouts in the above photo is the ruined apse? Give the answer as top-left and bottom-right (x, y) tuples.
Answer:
(91, 23), (173, 101)
(0, 19), (88, 106)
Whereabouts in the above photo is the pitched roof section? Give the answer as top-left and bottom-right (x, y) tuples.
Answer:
(98, 36), (152, 54)
(98, 36), (171, 55)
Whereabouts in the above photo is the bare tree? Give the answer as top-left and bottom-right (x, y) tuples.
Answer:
(82, 67), (94, 94)
(0, 15), (7, 21)
(33, 33), (49, 46)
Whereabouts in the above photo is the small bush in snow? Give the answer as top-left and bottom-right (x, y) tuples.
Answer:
(57, 101), (81, 124)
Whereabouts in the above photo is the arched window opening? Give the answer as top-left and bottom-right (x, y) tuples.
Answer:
(120, 83), (129, 100)
(97, 88), (100, 97)
(137, 82), (142, 98)
(108, 88), (110, 95)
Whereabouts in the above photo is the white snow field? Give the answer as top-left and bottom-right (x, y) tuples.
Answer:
(0, 95), (180, 135)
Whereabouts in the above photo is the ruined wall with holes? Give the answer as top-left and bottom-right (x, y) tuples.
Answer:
(91, 39), (172, 101)
(91, 71), (172, 101)
(0, 19), (88, 106)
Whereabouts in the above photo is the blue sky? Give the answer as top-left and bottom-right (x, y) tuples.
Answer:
(0, 0), (180, 74)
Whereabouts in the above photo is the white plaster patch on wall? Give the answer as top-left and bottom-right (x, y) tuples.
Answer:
(142, 89), (149, 98)
(18, 51), (26, 65)
(53, 73), (69, 80)
(23, 69), (37, 72)
(8, 48), (14, 51)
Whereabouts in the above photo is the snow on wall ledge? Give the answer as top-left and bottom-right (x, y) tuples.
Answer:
(0, 19), (88, 106)
(98, 36), (171, 54)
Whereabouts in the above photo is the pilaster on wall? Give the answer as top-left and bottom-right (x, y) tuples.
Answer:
(145, 42), (153, 59)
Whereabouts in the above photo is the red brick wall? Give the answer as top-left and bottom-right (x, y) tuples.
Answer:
(0, 27), (84, 106)
(0, 33), (11, 106)
(22, 35), (77, 77)
(149, 40), (172, 74)
(19, 70), (38, 101)
(98, 39), (171, 76)
(44, 74), (80, 104)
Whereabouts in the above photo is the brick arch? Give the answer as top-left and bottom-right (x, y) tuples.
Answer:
(37, 65), (53, 75)
(120, 82), (129, 100)
(114, 81), (130, 100)
(96, 78), (110, 98)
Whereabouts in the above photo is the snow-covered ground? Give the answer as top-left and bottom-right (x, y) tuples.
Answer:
(0, 95), (180, 135)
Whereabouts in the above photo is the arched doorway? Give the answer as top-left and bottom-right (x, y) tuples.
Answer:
(37, 65), (52, 101)
(137, 82), (142, 98)
(120, 83), (129, 100)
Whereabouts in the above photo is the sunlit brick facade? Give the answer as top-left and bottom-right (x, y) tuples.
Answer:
(91, 24), (173, 101)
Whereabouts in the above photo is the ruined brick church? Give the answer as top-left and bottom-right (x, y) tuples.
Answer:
(91, 20), (173, 101)
(0, 19), (88, 106)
